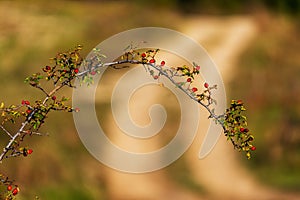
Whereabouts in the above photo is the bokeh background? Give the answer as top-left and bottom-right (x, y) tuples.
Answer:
(0, 0), (299, 199)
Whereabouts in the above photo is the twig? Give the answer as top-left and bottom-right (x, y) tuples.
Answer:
(0, 125), (13, 139)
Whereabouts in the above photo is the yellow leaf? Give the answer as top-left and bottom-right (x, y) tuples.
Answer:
(0, 102), (4, 109)
(75, 54), (79, 62)
(158, 83), (164, 87)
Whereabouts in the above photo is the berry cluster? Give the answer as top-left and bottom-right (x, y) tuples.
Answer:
(223, 100), (256, 159)
(6, 185), (20, 198)
(0, 46), (85, 196)
(119, 47), (255, 159)
(115, 47), (255, 158)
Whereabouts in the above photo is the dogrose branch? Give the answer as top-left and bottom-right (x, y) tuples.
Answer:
(78, 58), (226, 127)
(0, 83), (65, 162)
(0, 57), (222, 162)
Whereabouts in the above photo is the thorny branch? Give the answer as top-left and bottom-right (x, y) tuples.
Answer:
(0, 45), (255, 197)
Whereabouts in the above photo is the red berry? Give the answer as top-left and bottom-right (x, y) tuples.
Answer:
(192, 87), (198, 92)
(141, 53), (146, 58)
(153, 75), (159, 80)
(27, 149), (33, 155)
(250, 146), (256, 151)
(52, 96), (56, 100)
(45, 66), (51, 71)
(204, 82), (209, 88)
(187, 78), (192, 82)
(240, 128), (245, 132)
(149, 59), (155, 63)
(26, 109), (32, 114)
(7, 185), (12, 191)
(22, 100), (30, 105)
(195, 65), (200, 71)
(90, 71), (96, 75)
(12, 187), (19, 196)
(160, 61), (165, 66)
(74, 68), (79, 74)
(244, 128), (249, 133)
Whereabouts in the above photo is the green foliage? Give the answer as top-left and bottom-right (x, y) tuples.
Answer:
(224, 100), (255, 159)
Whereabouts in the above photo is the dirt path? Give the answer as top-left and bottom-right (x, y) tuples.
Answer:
(183, 16), (271, 199)
(184, 16), (299, 200)
(101, 16), (300, 200)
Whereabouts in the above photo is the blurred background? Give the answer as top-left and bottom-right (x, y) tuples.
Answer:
(0, 0), (299, 199)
